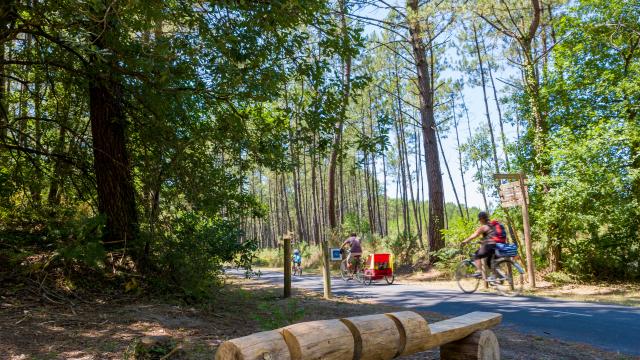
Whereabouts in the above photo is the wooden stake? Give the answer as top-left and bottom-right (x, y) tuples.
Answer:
(519, 173), (536, 288)
(284, 233), (292, 298)
(321, 238), (332, 299)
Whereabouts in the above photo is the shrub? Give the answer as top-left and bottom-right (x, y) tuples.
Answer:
(384, 232), (417, 265)
(150, 212), (255, 300)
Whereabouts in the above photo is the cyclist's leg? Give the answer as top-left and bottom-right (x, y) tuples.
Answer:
(485, 244), (498, 279)
(474, 244), (492, 278)
(352, 254), (362, 273)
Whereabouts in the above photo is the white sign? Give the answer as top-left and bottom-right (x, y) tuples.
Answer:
(499, 181), (529, 207)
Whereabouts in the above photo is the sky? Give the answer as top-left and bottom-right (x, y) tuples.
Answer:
(354, 3), (519, 210)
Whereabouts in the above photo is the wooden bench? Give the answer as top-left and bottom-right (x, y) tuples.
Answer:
(215, 311), (502, 360)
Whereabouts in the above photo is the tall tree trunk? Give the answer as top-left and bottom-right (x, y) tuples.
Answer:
(328, 0), (351, 230)
(407, 0), (445, 255)
(472, 22), (500, 174)
(391, 61), (410, 236)
(89, 8), (139, 257)
(460, 90), (489, 210)
(400, 114), (420, 241)
(381, 136), (389, 237)
(89, 75), (139, 253)
(482, 35), (510, 170)
(436, 127), (464, 218)
(311, 141), (320, 245)
(413, 130), (424, 248)
(452, 93), (469, 219)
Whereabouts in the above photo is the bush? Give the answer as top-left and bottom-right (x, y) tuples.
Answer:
(150, 212), (255, 300)
(384, 232), (417, 265)
(437, 217), (477, 276)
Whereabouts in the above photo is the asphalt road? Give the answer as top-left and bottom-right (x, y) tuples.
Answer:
(245, 270), (640, 356)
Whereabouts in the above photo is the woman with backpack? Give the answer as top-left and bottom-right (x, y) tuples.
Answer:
(460, 211), (508, 278)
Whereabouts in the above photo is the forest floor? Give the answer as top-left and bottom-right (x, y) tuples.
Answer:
(1, 276), (636, 360)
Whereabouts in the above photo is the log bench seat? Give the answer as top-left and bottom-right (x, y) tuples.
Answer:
(215, 311), (502, 360)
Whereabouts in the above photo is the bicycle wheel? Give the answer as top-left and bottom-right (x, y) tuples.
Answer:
(384, 275), (395, 285)
(354, 269), (361, 283)
(493, 259), (524, 296)
(363, 271), (373, 286)
(340, 261), (350, 281)
(456, 260), (480, 294)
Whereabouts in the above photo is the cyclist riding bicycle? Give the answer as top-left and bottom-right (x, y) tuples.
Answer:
(340, 232), (363, 274)
(292, 249), (302, 267)
(460, 211), (507, 279)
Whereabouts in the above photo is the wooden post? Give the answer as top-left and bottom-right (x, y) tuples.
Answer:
(284, 233), (292, 298)
(321, 239), (332, 299)
(495, 173), (536, 289)
(518, 173), (535, 288)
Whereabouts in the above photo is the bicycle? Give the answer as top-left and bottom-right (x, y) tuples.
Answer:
(455, 241), (525, 296)
(243, 268), (262, 279)
(292, 261), (302, 276)
(340, 249), (367, 284)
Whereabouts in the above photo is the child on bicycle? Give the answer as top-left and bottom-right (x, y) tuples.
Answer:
(292, 249), (302, 269)
(461, 211), (506, 279)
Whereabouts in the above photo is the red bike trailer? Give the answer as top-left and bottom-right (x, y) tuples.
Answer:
(362, 253), (395, 284)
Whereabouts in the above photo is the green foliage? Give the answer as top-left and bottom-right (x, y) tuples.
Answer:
(52, 216), (106, 270)
(342, 212), (371, 235)
(437, 217), (478, 274)
(254, 247), (284, 268)
(507, 0), (640, 279)
(150, 213), (254, 300)
(253, 298), (305, 331)
(384, 232), (417, 265)
(544, 271), (578, 286)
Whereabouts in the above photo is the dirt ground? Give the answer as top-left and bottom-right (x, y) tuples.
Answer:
(1, 276), (637, 360)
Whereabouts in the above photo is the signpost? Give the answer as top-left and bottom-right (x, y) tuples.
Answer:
(321, 238), (332, 299)
(494, 173), (536, 288)
(283, 232), (292, 298)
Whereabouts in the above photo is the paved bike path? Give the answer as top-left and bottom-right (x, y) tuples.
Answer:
(248, 271), (640, 356)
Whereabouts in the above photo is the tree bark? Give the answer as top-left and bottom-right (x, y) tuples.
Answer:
(452, 93), (470, 219)
(89, 75), (139, 253)
(437, 127), (464, 218)
(328, 0), (351, 230)
(407, 0), (445, 255)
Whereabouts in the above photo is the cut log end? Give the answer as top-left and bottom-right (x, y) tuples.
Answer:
(215, 342), (244, 360)
(215, 330), (291, 360)
(440, 329), (500, 360)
